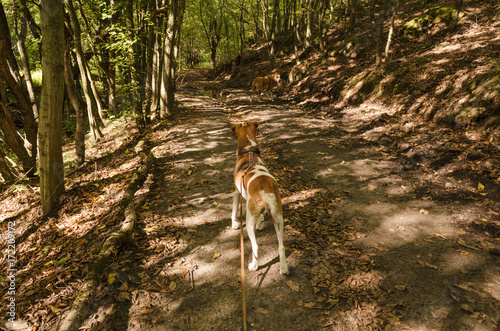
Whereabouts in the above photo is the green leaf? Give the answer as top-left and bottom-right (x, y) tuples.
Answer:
(57, 257), (68, 265)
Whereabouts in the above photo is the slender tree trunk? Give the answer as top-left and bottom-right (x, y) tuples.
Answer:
(75, 0), (106, 125)
(304, 0), (312, 48)
(375, 1), (387, 66)
(269, 0), (278, 63)
(349, 0), (357, 32)
(0, 3), (37, 175)
(159, 0), (184, 118)
(0, 74), (33, 177)
(160, 0), (176, 118)
(39, 0), (65, 216)
(65, 0), (103, 141)
(144, 0), (155, 124)
(384, 0), (399, 59)
(13, 0), (39, 123)
(451, 0), (463, 29)
(318, 0), (327, 52)
(293, 0), (302, 64)
(126, 0), (145, 127)
(150, 0), (165, 121)
(64, 45), (85, 166)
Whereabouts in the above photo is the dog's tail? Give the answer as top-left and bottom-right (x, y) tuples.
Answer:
(264, 192), (282, 220)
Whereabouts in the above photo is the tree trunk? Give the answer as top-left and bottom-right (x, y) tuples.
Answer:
(13, 0), (39, 123)
(384, 0), (399, 59)
(144, 0), (156, 124)
(0, 3), (37, 175)
(39, 0), (65, 216)
(304, 0), (312, 48)
(0, 74), (34, 177)
(126, 0), (145, 127)
(269, 0), (278, 63)
(159, 0), (184, 118)
(375, 1), (387, 66)
(0, 145), (16, 183)
(64, 45), (85, 167)
(349, 0), (357, 32)
(65, 0), (103, 141)
(150, 0), (165, 121)
(159, 0), (176, 118)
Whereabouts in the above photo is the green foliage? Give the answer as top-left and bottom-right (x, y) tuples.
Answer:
(401, 6), (464, 37)
(62, 118), (77, 137)
(31, 70), (43, 88)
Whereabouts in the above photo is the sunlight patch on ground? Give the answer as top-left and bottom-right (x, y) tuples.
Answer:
(319, 158), (393, 178)
(373, 211), (457, 247)
(440, 250), (485, 273)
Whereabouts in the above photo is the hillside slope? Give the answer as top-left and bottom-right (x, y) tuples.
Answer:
(213, 0), (499, 183)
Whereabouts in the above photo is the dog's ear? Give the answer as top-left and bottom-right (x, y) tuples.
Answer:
(248, 122), (259, 131)
(231, 124), (241, 134)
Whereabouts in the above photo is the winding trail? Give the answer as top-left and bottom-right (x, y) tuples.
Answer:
(105, 68), (498, 331)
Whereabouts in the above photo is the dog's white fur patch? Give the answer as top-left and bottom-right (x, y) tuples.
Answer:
(243, 136), (258, 150)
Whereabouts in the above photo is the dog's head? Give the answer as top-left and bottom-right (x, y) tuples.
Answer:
(273, 72), (281, 85)
(231, 122), (259, 150)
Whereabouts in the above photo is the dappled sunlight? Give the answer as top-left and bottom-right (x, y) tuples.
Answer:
(441, 250), (486, 273)
(373, 210), (456, 246)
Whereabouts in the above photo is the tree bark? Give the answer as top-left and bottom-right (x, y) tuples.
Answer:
(159, 0), (185, 118)
(39, 0), (65, 216)
(63, 45), (85, 167)
(13, 0), (39, 123)
(375, 1), (387, 66)
(0, 44), (36, 176)
(0, 145), (16, 183)
(0, 3), (37, 175)
(384, 0), (399, 59)
(65, 0), (103, 141)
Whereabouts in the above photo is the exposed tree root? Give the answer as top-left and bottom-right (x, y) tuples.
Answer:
(57, 141), (154, 331)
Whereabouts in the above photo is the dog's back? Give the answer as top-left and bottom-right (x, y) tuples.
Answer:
(250, 73), (280, 99)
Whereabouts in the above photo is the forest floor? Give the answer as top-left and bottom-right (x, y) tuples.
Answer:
(1, 67), (499, 331)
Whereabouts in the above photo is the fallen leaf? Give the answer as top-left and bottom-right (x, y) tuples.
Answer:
(48, 304), (62, 313)
(460, 304), (474, 313)
(394, 285), (406, 291)
(169, 281), (177, 291)
(420, 209), (430, 215)
(304, 302), (316, 308)
(213, 252), (221, 259)
(255, 307), (268, 314)
(107, 273), (116, 285)
(117, 291), (130, 301)
(139, 308), (154, 315)
(57, 257), (68, 266)
(478, 183), (485, 191)
(286, 280), (300, 292)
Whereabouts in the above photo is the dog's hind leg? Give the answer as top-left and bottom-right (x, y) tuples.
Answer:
(272, 212), (288, 275)
(231, 190), (241, 230)
(262, 193), (288, 274)
(268, 195), (288, 275)
(246, 210), (259, 271)
(256, 211), (266, 231)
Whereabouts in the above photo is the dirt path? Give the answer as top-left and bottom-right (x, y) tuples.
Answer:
(86, 68), (499, 331)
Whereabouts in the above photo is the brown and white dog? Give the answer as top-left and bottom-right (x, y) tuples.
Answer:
(231, 122), (288, 275)
(250, 72), (281, 100)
